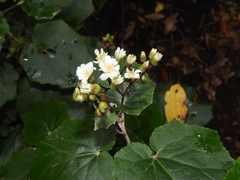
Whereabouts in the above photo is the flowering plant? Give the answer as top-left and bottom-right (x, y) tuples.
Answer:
(73, 47), (163, 143)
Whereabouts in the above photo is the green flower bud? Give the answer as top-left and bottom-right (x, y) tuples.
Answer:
(73, 91), (78, 102)
(88, 74), (95, 83)
(91, 84), (102, 95)
(110, 83), (117, 90)
(88, 94), (96, 101)
(140, 75), (148, 83)
(140, 51), (147, 63)
(125, 54), (136, 67)
(98, 101), (109, 113)
(139, 60), (150, 72)
(150, 52), (163, 66)
(96, 109), (103, 117)
(76, 93), (87, 102)
(148, 48), (157, 60)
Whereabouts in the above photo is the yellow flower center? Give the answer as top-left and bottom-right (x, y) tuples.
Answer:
(105, 64), (115, 73)
(83, 70), (92, 78)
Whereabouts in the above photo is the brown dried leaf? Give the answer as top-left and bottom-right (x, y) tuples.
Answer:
(122, 21), (136, 42)
(144, 13), (165, 21)
(164, 12), (179, 35)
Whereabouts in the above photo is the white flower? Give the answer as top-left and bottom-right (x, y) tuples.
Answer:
(94, 48), (108, 63)
(99, 56), (120, 80)
(79, 83), (91, 94)
(124, 68), (142, 80)
(112, 75), (124, 86)
(76, 62), (96, 84)
(115, 47), (126, 61)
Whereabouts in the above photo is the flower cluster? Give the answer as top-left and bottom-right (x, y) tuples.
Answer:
(73, 47), (163, 117)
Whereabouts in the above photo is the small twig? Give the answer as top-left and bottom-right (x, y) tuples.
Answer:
(3, 0), (24, 14)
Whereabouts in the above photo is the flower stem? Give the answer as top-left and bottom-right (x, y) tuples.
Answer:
(116, 112), (130, 144)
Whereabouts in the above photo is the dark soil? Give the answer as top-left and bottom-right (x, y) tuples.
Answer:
(81, 0), (240, 159)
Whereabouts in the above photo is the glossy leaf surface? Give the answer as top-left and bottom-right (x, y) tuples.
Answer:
(114, 121), (234, 179)
(28, 116), (115, 180)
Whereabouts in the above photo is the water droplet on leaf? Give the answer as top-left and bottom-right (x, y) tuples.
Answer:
(62, 40), (66, 48)
(54, 43), (58, 49)
(32, 69), (42, 79)
(71, 38), (77, 44)
(23, 54), (28, 61)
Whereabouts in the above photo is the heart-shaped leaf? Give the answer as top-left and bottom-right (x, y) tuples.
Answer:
(28, 116), (116, 180)
(22, 99), (70, 146)
(21, 0), (73, 20)
(114, 121), (234, 179)
(20, 20), (93, 88)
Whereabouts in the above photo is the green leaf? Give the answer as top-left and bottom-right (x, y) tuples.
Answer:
(185, 100), (214, 126)
(125, 102), (165, 144)
(106, 79), (156, 115)
(0, 11), (9, 50)
(0, 126), (25, 167)
(19, 20), (93, 88)
(114, 121), (234, 179)
(58, 0), (94, 29)
(21, 0), (73, 20)
(22, 99), (70, 146)
(0, 63), (19, 108)
(94, 111), (117, 130)
(0, 147), (37, 180)
(16, 78), (92, 119)
(28, 116), (115, 180)
(0, 0), (7, 2)
(224, 157), (240, 180)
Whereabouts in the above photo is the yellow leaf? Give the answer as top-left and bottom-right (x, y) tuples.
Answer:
(155, 2), (164, 13)
(164, 84), (188, 123)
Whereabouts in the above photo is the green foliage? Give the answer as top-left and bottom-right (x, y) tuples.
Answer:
(224, 157), (240, 180)
(0, 0), (238, 179)
(22, 99), (70, 146)
(20, 20), (93, 88)
(114, 122), (234, 179)
(0, 63), (19, 108)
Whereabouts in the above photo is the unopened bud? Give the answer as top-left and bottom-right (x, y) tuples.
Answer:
(73, 91), (78, 102)
(99, 93), (108, 102)
(88, 74), (95, 83)
(140, 75), (148, 83)
(91, 84), (102, 95)
(76, 93), (87, 102)
(89, 94), (96, 101)
(98, 101), (109, 113)
(139, 60), (150, 72)
(148, 48), (157, 60)
(125, 54), (136, 66)
(150, 52), (163, 66)
(140, 51), (147, 63)
(96, 109), (103, 117)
